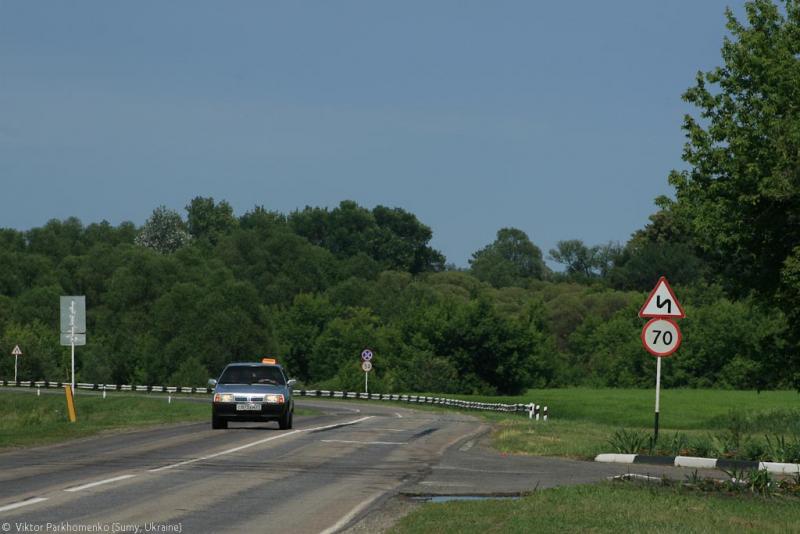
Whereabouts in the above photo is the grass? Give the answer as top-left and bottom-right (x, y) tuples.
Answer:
(391, 481), (800, 534)
(418, 388), (800, 460)
(0, 390), (317, 449)
(427, 388), (799, 429)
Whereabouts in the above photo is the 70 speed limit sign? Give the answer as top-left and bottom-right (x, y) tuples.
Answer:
(641, 318), (682, 357)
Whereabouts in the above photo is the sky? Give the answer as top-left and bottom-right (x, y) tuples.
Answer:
(0, 1), (745, 267)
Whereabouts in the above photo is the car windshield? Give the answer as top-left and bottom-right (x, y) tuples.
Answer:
(219, 365), (285, 385)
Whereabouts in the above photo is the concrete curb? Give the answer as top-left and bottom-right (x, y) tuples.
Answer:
(595, 453), (800, 475)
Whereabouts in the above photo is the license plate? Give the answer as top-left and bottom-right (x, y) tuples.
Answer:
(236, 403), (261, 411)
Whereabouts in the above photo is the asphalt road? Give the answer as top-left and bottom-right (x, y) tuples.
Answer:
(0, 397), (721, 534)
(0, 399), (487, 533)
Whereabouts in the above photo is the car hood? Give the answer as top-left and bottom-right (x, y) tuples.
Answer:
(214, 384), (287, 395)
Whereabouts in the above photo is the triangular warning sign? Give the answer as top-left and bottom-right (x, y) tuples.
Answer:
(11, 345), (22, 356)
(639, 276), (685, 318)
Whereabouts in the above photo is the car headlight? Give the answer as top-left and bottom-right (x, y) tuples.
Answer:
(214, 393), (234, 403)
(264, 394), (285, 404)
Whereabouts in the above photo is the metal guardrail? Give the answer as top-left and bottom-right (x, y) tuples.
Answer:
(0, 379), (549, 418)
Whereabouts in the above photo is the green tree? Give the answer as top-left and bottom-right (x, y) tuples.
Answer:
(470, 228), (547, 287)
(185, 196), (238, 244)
(135, 206), (191, 254)
(549, 240), (597, 280)
(668, 0), (800, 384)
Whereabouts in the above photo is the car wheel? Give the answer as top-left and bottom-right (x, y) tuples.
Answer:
(212, 415), (228, 429)
(278, 410), (292, 430)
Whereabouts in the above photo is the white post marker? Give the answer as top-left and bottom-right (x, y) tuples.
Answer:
(639, 276), (684, 442)
(11, 345), (22, 383)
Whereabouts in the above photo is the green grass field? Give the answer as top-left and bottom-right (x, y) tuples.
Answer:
(0, 390), (317, 449)
(420, 388), (800, 460)
(391, 482), (800, 534)
(433, 388), (799, 429)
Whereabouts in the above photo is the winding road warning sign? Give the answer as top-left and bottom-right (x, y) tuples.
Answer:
(639, 276), (685, 318)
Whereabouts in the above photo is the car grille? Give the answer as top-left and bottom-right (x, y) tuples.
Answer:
(234, 396), (264, 402)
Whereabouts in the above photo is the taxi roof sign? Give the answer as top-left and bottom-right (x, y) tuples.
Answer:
(261, 358), (277, 365)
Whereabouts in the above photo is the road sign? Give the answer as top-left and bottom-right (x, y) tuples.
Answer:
(11, 345), (22, 383)
(60, 333), (87, 346)
(361, 349), (373, 362)
(361, 361), (373, 372)
(60, 296), (86, 333)
(641, 318), (682, 357)
(639, 277), (685, 319)
(60, 295), (86, 395)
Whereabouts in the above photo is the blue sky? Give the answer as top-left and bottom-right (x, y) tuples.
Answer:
(0, 1), (742, 266)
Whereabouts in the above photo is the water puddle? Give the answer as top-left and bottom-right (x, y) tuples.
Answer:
(411, 495), (521, 503)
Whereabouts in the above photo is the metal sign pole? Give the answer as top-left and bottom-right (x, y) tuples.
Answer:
(365, 371), (368, 395)
(71, 325), (76, 394)
(14, 354), (18, 383)
(654, 356), (661, 441)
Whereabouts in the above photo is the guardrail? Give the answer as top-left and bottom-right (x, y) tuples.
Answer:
(0, 379), (549, 419)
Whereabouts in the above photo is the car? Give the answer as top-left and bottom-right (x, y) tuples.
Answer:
(208, 359), (296, 430)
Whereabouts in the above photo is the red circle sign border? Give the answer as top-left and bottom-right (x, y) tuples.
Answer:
(641, 318), (682, 358)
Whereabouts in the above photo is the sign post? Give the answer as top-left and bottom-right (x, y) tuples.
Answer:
(639, 277), (684, 441)
(11, 345), (22, 383)
(60, 296), (86, 399)
(361, 349), (373, 395)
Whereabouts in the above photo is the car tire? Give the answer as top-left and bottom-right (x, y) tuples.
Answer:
(278, 410), (293, 430)
(212, 415), (228, 429)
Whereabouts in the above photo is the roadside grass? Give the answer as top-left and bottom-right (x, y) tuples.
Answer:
(415, 388), (800, 460)
(0, 390), (317, 449)
(391, 481), (800, 534)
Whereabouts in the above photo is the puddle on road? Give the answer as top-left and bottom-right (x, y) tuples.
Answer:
(411, 495), (521, 503)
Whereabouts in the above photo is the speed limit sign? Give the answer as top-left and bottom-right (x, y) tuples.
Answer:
(641, 318), (682, 357)
(361, 361), (373, 372)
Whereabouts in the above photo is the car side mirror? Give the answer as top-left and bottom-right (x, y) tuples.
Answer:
(208, 379), (217, 387)
(287, 379), (297, 388)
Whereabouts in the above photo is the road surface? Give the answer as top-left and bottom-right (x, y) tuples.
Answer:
(0, 397), (719, 534)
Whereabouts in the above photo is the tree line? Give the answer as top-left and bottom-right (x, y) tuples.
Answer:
(0, 0), (797, 393)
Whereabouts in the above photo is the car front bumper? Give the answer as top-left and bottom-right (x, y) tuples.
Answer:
(212, 402), (290, 421)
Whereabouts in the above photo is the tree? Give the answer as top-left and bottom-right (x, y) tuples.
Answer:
(549, 240), (597, 280)
(607, 209), (707, 290)
(670, 0), (799, 298)
(135, 206), (191, 254)
(185, 197), (238, 244)
(289, 201), (446, 273)
(370, 206), (445, 273)
(667, 0), (800, 384)
(469, 228), (547, 287)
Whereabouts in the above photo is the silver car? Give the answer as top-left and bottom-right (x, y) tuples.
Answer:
(209, 361), (295, 430)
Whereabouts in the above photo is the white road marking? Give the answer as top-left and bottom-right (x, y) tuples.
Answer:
(320, 439), (406, 446)
(318, 491), (386, 534)
(394, 412), (403, 418)
(0, 497), (48, 512)
(64, 474), (137, 492)
(149, 416), (374, 472)
(369, 428), (406, 432)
